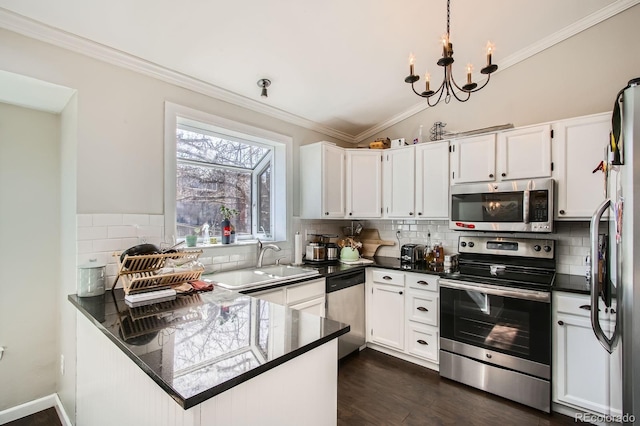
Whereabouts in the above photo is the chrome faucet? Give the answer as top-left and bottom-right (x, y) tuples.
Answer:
(256, 238), (281, 267)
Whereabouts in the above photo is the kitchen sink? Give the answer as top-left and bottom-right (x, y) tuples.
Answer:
(202, 265), (319, 291)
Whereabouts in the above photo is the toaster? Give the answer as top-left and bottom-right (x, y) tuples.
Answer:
(400, 244), (425, 264)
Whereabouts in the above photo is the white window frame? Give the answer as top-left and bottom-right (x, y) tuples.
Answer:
(164, 102), (290, 243)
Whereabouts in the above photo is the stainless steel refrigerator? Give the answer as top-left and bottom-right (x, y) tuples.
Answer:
(590, 77), (640, 424)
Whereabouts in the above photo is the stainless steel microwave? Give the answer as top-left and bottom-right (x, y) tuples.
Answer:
(449, 178), (554, 233)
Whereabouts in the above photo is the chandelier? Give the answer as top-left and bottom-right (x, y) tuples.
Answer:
(404, 0), (498, 106)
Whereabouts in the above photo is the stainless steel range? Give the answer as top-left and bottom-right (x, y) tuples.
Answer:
(439, 236), (555, 413)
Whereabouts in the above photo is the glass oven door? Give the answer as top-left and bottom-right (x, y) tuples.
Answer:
(440, 281), (551, 366)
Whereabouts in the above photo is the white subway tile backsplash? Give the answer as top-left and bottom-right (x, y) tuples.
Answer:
(77, 226), (107, 241)
(122, 214), (150, 226)
(149, 215), (165, 227)
(77, 214), (93, 227)
(92, 214), (123, 226)
(93, 238), (125, 252)
(107, 225), (138, 239)
(77, 240), (93, 254)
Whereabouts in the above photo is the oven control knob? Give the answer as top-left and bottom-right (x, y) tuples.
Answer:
(543, 245), (552, 253)
(533, 245), (541, 252)
(468, 242), (475, 248)
(460, 242), (467, 247)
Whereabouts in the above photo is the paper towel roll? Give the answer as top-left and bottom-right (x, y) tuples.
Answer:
(294, 232), (303, 265)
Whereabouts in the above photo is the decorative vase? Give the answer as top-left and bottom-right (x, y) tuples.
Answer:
(222, 219), (231, 244)
(185, 235), (197, 247)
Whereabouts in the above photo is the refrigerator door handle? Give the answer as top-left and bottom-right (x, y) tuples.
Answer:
(589, 198), (617, 353)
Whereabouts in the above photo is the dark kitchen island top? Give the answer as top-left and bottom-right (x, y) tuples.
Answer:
(69, 288), (349, 409)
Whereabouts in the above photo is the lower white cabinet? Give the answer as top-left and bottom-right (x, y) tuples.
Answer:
(250, 278), (326, 318)
(553, 292), (622, 416)
(369, 281), (405, 350)
(366, 268), (439, 369)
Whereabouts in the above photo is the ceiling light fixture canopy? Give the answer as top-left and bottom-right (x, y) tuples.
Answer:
(404, 0), (498, 106)
(257, 78), (271, 97)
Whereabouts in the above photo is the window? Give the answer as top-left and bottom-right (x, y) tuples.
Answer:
(165, 103), (289, 243)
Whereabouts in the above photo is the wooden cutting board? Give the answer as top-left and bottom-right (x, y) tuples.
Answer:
(359, 228), (395, 257)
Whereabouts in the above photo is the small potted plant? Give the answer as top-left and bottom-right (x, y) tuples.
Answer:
(220, 205), (239, 244)
(185, 227), (200, 247)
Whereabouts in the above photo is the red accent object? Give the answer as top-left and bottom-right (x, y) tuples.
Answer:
(190, 280), (214, 292)
(223, 226), (231, 237)
(455, 222), (475, 229)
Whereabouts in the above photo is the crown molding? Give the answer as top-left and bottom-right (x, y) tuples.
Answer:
(0, 8), (356, 144)
(355, 0), (640, 142)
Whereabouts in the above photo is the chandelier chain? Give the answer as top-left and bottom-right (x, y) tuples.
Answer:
(446, 0), (450, 36)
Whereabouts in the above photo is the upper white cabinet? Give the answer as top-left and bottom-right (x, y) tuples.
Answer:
(346, 149), (382, 218)
(383, 146), (416, 218)
(451, 125), (552, 184)
(300, 142), (345, 219)
(450, 133), (496, 183)
(552, 112), (610, 219)
(497, 124), (552, 180)
(382, 142), (449, 219)
(415, 141), (449, 219)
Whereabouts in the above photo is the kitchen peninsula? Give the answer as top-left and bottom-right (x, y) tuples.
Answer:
(69, 288), (349, 425)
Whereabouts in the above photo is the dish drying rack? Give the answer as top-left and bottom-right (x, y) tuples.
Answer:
(112, 250), (204, 295)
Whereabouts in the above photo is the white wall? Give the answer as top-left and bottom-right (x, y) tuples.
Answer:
(369, 5), (640, 143)
(0, 102), (61, 410)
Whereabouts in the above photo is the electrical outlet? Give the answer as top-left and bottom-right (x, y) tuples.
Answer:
(60, 354), (65, 376)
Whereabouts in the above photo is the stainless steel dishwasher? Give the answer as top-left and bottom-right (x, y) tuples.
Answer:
(325, 269), (366, 359)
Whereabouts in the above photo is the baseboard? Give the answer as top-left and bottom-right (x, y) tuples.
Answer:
(0, 393), (71, 426)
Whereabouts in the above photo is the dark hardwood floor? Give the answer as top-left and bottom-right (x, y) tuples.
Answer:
(338, 349), (580, 426)
(4, 407), (62, 426)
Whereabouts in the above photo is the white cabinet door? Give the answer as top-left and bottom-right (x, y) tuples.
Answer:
(553, 292), (622, 416)
(450, 134), (496, 184)
(300, 142), (345, 219)
(497, 124), (552, 180)
(289, 296), (326, 318)
(383, 146), (416, 218)
(554, 313), (622, 416)
(552, 113), (610, 219)
(369, 283), (405, 350)
(322, 144), (346, 218)
(415, 141), (449, 219)
(346, 149), (382, 218)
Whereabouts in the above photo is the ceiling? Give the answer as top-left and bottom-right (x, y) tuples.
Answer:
(0, 0), (635, 142)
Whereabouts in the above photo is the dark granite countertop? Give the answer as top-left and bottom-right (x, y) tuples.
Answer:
(553, 273), (591, 295)
(69, 289), (349, 409)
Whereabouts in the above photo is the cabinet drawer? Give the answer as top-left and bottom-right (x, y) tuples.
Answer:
(407, 324), (439, 363)
(286, 278), (325, 305)
(407, 291), (438, 326)
(406, 273), (438, 292)
(372, 269), (404, 286)
(555, 292), (616, 319)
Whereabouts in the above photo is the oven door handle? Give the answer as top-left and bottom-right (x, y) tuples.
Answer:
(439, 279), (550, 303)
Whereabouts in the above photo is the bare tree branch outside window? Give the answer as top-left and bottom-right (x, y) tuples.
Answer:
(175, 129), (271, 239)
